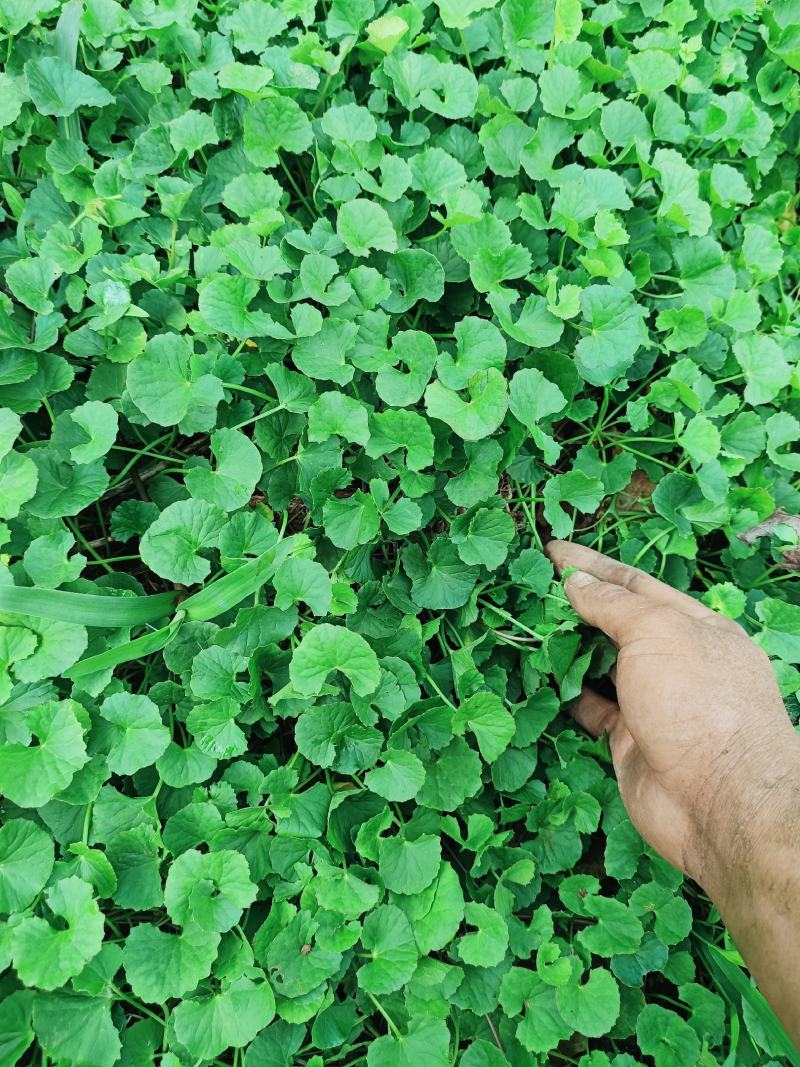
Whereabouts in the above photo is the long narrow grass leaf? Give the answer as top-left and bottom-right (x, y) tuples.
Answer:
(53, 0), (84, 142)
(65, 612), (184, 680)
(181, 535), (306, 622)
(699, 942), (800, 1065)
(53, 0), (82, 65)
(0, 585), (177, 627)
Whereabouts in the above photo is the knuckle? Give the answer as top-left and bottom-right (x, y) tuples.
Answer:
(613, 563), (641, 590)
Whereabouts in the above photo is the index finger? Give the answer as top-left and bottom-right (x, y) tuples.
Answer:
(547, 540), (718, 623)
(564, 570), (661, 646)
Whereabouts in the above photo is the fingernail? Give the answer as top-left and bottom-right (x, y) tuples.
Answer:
(567, 570), (598, 587)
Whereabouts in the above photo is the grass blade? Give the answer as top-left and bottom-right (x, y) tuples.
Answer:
(65, 612), (185, 680)
(0, 585), (177, 627)
(699, 941), (800, 1065)
(53, 0), (84, 143)
(181, 534), (306, 622)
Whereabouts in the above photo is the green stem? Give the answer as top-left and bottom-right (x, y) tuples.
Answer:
(477, 599), (543, 640)
(279, 155), (315, 215)
(365, 992), (402, 1039)
(110, 985), (167, 1026)
(222, 381), (278, 404)
(458, 28), (474, 73)
(422, 667), (456, 709)
(82, 802), (93, 844)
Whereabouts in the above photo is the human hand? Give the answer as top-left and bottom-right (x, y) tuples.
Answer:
(545, 540), (798, 894)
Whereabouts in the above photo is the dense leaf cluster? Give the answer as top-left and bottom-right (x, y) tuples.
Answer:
(0, 0), (799, 1064)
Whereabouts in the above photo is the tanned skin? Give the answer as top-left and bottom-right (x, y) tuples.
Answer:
(546, 540), (800, 1047)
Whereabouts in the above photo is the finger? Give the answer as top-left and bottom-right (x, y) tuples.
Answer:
(547, 540), (717, 623)
(571, 686), (619, 737)
(564, 570), (656, 645)
(572, 687), (636, 768)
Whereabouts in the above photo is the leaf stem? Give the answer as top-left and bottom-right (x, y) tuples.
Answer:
(365, 991), (402, 1038)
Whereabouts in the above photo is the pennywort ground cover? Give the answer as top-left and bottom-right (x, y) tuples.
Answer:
(0, 0), (799, 1064)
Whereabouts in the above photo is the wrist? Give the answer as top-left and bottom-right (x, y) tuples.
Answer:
(689, 726), (800, 911)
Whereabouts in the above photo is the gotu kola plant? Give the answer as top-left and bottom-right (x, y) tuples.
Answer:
(0, 0), (799, 1064)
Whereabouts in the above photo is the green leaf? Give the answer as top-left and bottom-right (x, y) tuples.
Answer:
(410, 147), (467, 204)
(187, 698), (247, 758)
(359, 904), (419, 993)
(636, 1003), (701, 1067)
(289, 623), (381, 696)
(678, 415), (721, 465)
(274, 558), (332, 615)
(185, 428), (262, 511)
(377, 330), (437, 407)
(140, 499), (226, 585)
(53, 400), (118, 463)
(403, 539), (480, 610)
(367, 1019), (451, 1067)
(337, 199), (398, 257)
(0, 818), (55, 913)
(27, 450), (108, 519)
(0, 699), (87, 807)
(456, 902), (509, 967)
(364, 749), (426, 801)
(244, 96), (313, 167)
(323, 492), (381, 549)
(99, 692), (170, 774)
(417, 736), (482, 811)
(394, 861), (464, 954)
(436, 317), (507, 391)
(123, 923), (220, 1004)
(436, 0), (497, 29)
(759, 597), (800, 661)
(308, 391), (370, 446)
(425, 368), (508, 441)
(12, 877), (104, 989)
(0, 450), (38, 519)
(733, 335), (791, 405)
(22, 531), (84, 588)
(367, 409), (434, 470)
(32, 992), (121, 1067)
(509, 367), (566, 429)
(25, 56), (114, 116)
(453, 691), (515, 763)
(165, 849), (257, 932)
(127, 333), (223, 428)
(509, 548), (554, 596)
(576, 896), (644, 957)
(0, 990), (34, 1066)
(198, 274), (288, 340)
(379, 834), (441, 895)
(382, 249), (445, 313)
(295, 702), (382, 771)
(555, 967), (620, 1037)
(452, 507), (516, 570)
(173, 976), (276, 1060)
(5, 258), (59, 314)
(574, 287), (648, 386)
(654, 148), (711, 236)
(169, 110), (219, 157)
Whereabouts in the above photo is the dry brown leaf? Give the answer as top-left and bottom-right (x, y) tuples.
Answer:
(738, 509), (800, 572)
(616, 469), (657, 512)
(737, 509), (800, 545)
